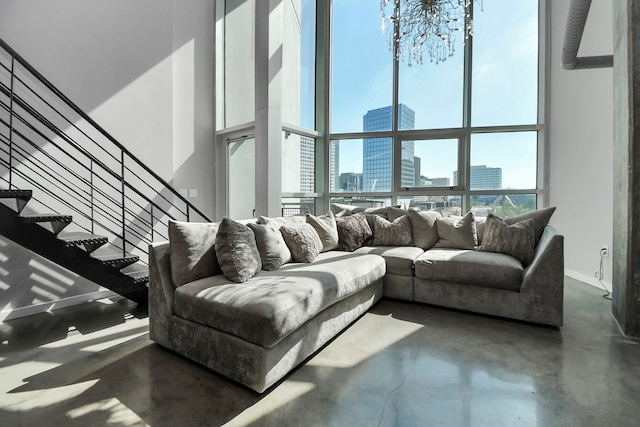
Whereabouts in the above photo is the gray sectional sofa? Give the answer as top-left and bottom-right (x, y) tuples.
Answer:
(148, 206), (563, 393)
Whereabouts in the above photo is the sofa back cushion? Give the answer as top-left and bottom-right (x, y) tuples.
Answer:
(169, 220), (221, 287)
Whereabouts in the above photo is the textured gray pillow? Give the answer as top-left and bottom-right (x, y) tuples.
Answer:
(335, 213), (373, 252)
(478, 214), (536, 266)
(169, 220), (221, 287)
(280, 223), (323, 262)
(371, 214), (413, 246)
(306, 211), (339, 252)
(215, 217), (262, 282)
(247, 222), (292, 270)
(408, 209), (442, 250)
(505, 207), (556, 245)
(434, 211), (478, 249)
(475, 216), (487, 245)
(330, 203), (365, 215)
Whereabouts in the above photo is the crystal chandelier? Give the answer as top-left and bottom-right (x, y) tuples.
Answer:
(380, 0), (483, 65)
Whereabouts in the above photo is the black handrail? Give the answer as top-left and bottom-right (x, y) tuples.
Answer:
(0, 37), (209, 265)
(0, 37), (211, 222)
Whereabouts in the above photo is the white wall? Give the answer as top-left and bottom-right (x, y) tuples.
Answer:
(0, 0), (215, 319)
(549, 0), (614, 290)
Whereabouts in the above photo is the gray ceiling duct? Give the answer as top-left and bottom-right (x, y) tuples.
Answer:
(562, 0), (613, 69)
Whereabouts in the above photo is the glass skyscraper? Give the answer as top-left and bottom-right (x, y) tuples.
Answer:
(362, 104), (415, 192)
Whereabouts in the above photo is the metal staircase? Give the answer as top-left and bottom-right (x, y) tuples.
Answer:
(0, 38), (211, 305)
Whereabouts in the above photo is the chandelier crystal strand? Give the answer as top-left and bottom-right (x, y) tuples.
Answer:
(380, 0), (482, 65)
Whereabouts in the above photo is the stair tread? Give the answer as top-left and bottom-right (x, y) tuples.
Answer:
(91, 247), (139, 263)
(58, 232), (108, 245)
(0, 189), (32, 199)
(20, 213), (73, 222)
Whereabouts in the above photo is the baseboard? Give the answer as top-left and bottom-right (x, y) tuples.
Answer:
(0, 289), (116, 321)
(565, 268), (612, 293)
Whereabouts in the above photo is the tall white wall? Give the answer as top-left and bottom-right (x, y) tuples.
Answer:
(549, 0), (614, 290)
(0, 0), (215, 319)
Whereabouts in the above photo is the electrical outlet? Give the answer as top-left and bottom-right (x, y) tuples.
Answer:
(601, 245), (609, 257)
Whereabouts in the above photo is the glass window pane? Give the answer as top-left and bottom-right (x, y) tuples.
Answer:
(224, 0), (255, 127)
(470, 194), (538, 218)
(330, 196), (393, 209)
(282, 0), (316, 129)
(282, 197), (316, 216)
(404, 139), (458, 187)
(397, 196), (462, 217)
(228, 138), (255, 218)
(330, 137), (396, 194)
(470, 132), (537, 190)
(331, 0), (392, 133)
(471, 0), (538, 126)
(282, 132), (315, 193)
(398, 55), (464, 130)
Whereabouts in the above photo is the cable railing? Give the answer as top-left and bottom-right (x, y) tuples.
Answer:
(0, 37), (211, 263)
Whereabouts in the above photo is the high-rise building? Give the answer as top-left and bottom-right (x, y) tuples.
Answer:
(414, 156), (421, 186)
(339, 172), (363, 192)
(329, 140), (340, 192)
(300, 136), (315, 193)
(453, 165), (503, 190)
(362, 104), (415, 192)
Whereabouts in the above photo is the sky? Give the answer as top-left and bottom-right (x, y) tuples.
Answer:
(328, 0), (539, 189)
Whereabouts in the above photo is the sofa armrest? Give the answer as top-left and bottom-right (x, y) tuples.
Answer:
(519, 225), (564, 325)
(148, 241), (174, 347)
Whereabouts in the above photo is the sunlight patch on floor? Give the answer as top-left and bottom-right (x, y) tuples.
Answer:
(224, 381), (316, 427)
(66, 397), (147, 426)
(306, 312), (423, 368)
(2, 379), (99, 411)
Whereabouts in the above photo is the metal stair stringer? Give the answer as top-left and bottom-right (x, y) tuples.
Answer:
(0, 192), (148, 304)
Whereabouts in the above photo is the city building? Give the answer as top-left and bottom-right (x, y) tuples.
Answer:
(453, 164), (503, 190)
(362, 104), (415, 192)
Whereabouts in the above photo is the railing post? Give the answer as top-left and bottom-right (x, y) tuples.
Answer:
(121, 151), (126, 258)
(8, 55), (15, 189)
(150, 205), (154, 241)
(90, 159), (94, 233)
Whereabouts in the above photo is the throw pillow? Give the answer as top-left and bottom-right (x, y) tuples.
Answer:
(169, 220), (221, 287)
(335, 213), (372, 252)
(330, 203), (365, 216)
(215, 217), (262, 282)
(371, 214), (413, 246)
(408, 209), (442, 250)
(434, 211), (478, 249)
(247, 222), (292, 270)
(306, 211), (339, 252)
(280, 223), (323, 263)
(475, 216), (487, 245)
(478, 214), (536, 266)
(505, 207), (557, 245)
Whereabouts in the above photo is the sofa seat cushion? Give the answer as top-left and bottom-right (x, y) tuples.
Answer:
(414, 249), (523, 292)
(173, 251), (385, 349)
(354, 246), (424, 276)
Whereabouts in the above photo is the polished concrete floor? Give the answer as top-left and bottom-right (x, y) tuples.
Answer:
(1, 277), (639, 426)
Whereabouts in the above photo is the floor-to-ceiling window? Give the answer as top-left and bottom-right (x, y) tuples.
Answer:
(216, 0), (319, 218)
(327, 0), (543, 217)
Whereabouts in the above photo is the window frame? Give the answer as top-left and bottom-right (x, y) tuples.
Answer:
(321, 0), (548, 214)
